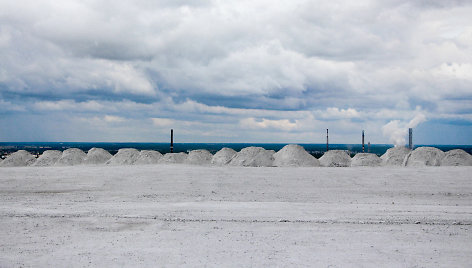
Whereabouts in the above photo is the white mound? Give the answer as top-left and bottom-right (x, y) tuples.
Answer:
(273, 144), (320, 167)
(55, 148), (86, 166)
(319, 150), (351, 167)
(84, 148), (112, 165)
(134, 150), (162, 165)
(441, 149), (472, 166)
(403, 147), (445, 167)
(351, 153), (382, 167)
(106, 148), (140, 165)
(0, 150), (36, 167)
(211, 148), (237, 165)
(185, 150), (213, 165)
(158, 152), (188, 164)
(381, 146), (411, 166)
(33, 150), (62, 166)
(229, 147), (275, 167)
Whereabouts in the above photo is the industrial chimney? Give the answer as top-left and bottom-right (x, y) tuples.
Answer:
(170, 129), (174, 153)
(408, 128), (413, 149)
(326, 129), (329, 151)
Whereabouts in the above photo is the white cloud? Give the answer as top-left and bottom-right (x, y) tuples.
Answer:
(34, 100), (104, 111)
(151, 118), (173, 127)
(431, 62), (472, 80)
(103, 115), (125, 123)
(240, 117), (299, 131)
(322, 108), (360, 119)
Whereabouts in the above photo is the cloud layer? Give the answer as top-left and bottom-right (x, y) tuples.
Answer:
(0, 0), (471, 144)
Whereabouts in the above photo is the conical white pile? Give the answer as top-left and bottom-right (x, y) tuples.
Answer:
(55, 148), (86, 166)
(158, 152), (188, 164)
(381, 147), (411, 166)
(33, 150), (62, 166)
(319, 150), (351, 167)
(441, 149), (472, 166)
(135, 150), (162, 165)
(273, 144), (320, 167)
(403, 147), (445, 167)
(229, 147), (275, 167)
(185, 150), (213, 165)
(84, 148), (112, 165)
(0, 150), (36, 167)
(211, 148), (237, 165)
(351, 153), (381, 167)
(107, 148), (140, 165)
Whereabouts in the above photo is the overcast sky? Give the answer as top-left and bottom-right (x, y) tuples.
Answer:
(1, 0), (471, 144)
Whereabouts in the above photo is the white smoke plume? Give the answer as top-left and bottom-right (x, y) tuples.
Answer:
(382, 113), (427, 147)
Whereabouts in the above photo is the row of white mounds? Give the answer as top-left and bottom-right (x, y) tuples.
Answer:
(1, 145), (471, 167)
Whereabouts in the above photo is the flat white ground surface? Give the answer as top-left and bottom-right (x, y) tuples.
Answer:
(0, 165), (471, 267)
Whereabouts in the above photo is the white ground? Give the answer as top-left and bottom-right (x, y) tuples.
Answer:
(0, 165), (471, 267)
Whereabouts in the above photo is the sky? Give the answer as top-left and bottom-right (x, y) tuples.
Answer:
(0, 0), (471, 145)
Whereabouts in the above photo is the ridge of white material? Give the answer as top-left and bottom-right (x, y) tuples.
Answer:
(135, 150), (162, 165)
(319, 150), (351, 167)
(185, 150), (213, 165)
(158, 152), (188, 164)
(381, 146), (411, 166)
(351, 153), (382, 167)
(84, 148), (112, 165)
(0, 150), (36, 167)
(229, 147), (275, 167)
(273, 144), (320, 167)
(441, 149), (472, 166)
(211, 148), (237, 165)
(403, 147), (445, 167)
(55, 148), (86, 166)
(33, 150), (62, 166)
(106, 148), (140, 165)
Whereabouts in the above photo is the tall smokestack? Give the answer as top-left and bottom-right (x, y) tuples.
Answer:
(362, 130), (365, 153)
(326, 129), (329, 152)
(408, 128), (413, 149)
(170, 129), (174, 153)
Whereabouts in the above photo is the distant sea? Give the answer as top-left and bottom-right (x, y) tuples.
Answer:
(1, 142), (471, 158)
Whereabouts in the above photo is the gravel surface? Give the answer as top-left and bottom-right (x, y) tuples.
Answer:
(0, 165), (471, 267)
